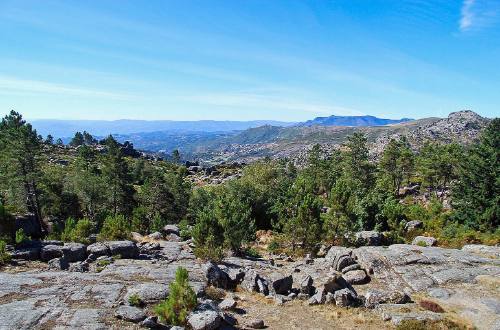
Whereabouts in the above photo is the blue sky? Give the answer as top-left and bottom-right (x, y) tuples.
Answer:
(0, 0), (499, 121)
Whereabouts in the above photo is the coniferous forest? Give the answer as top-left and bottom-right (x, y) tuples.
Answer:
(1, 110), (498, 262)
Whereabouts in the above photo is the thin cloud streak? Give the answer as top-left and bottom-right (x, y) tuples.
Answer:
(460, 0), (476, 31)
(187, 92), (363, 116)
(0, 76), (133, 100)
(459, 0), (500, 32)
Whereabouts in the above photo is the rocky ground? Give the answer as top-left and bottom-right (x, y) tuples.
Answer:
(0, 230), (499, 330)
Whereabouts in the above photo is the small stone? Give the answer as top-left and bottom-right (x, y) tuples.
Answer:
(405, 220), (423, 232)
(219, 298), (237, 310)
(247, 319), (265, 329)
(412, 236), (437, 247)
(69, 261), (89, 272)
(140, 316), (158, 328)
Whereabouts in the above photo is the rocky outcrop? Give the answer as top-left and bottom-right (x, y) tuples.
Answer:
(1, 241), (499, 330)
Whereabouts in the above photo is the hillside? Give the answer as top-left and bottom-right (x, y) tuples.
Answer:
(183, 110), (490, 164)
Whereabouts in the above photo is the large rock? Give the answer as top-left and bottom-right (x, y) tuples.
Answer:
(125, 283), (170, 304)
(115, 306), (146, 323)
(300, 275), (314, 295)
(204, 262), (230, 289)
(40, 245), (63, 261)
(268, 273), (293, 295)
(241, 269), (260, 292)
(48, 257), (69, 270)
(106, 241), (139, 259)
(147, 232), (163, 240)
(334, 288), (357, 307)
(15, 214), (43, 239)
(462, 244), (500, 258)
(316, 272), (348, 293)
(343, 269), (369, 285)
(187, 301), (222, 330)
(325, 246), (356, 271)
(11, 247), (40, 261)
(162, 224), (180, 236)
(86, 242), (110, 257)
(61, 243), (87, 262)
(355, 231), (382, 246)
(412, 236), (437, 247)
(365, 289), (411, 308)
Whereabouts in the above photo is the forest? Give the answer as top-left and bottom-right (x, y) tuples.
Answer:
(1, 110), (498, 262)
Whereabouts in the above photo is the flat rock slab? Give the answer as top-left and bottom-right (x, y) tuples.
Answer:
(0, 242), (204, 329)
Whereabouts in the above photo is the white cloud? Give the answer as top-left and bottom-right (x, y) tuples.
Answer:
(460, 0), (476, 31)
(0, 76), (132, 100)
(459, 0), (500, 32)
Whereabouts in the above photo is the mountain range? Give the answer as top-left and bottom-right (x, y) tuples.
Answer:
(30, 115), (412, 138)
(300, 115), (413, 127)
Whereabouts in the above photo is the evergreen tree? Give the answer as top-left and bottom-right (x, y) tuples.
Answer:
(70, 132), (84, 147)
(45, 134), (54, 145)
(417, 142), (463, 198)
(0, 111), (46, 233)
(102, 135), (134, 216)
(452, 119), (499, 230)
(379, 137), (415, 195)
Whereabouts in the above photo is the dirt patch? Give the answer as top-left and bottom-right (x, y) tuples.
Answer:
(232, 291), (394, 330)
(0, 292), (28, 304)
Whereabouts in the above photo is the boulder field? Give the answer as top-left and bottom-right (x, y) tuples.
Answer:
(0, 235), (499, 329)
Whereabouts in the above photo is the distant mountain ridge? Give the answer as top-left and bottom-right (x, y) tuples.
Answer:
(31, 115), (413, 138)
(300, 115), (413, 127)
(30, 119), (295, 138)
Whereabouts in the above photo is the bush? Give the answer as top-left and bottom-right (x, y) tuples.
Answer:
(128, 293), (143, 307)
(0, 240), (11, 265)
(15, 228), (29, 245)
(61, 218), (93, 243)
(192, 207), (224, 261)
(178, 219), (192, 240)
(154, 267), (197, 326)
(99, 214), (131, 240)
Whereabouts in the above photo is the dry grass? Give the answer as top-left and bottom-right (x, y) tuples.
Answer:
(419, 299), (445, 313)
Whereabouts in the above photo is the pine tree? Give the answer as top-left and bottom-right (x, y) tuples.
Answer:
(102, 135), (134, 216)
(0, 111), (46, 233)
(452, 119), (499, 230)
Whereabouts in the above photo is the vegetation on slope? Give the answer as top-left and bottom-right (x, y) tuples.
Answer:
(0, 111), (498, 260)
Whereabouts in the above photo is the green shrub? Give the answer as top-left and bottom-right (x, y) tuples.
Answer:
(61, 217), (77, 242)
(98, 214), (131, 240)
(0, 240), (11, 265)
(15, 228), (29, 245)
(267, 239), (279, 253)
(244, 247), (261, 258)
(61, 218), (93, 243)
(192, 207), (224, 261)
(128, 293), (143, 307)
(178, 219), (192, 240)
(154, 267), (197, 326)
